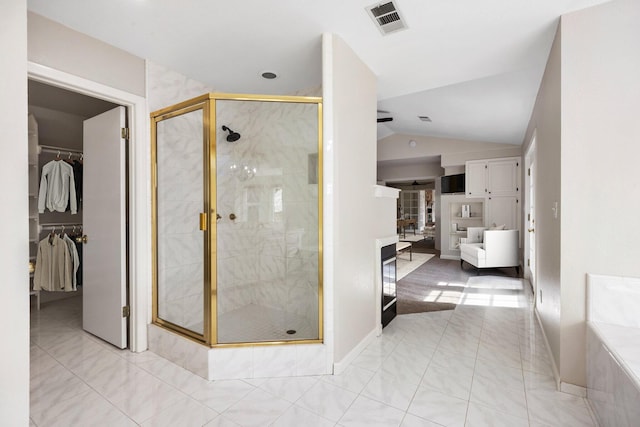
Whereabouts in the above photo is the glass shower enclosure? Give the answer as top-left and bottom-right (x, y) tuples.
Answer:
(151, 93), (323, 346)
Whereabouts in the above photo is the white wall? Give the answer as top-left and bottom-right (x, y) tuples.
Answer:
(27, 8), (153, 351)
(521, 24), (562, 377)
(28, 12), (145, 97)
(0, 0), (29, 424)
(323, 34), (379, 364)
(522, 0), (640, 388)
(560, 0), (640, 387)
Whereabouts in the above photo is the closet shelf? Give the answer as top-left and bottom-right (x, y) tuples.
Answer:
(38, 144), (83, 156)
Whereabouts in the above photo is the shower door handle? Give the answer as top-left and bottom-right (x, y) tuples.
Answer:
(199, 213), (207, 231)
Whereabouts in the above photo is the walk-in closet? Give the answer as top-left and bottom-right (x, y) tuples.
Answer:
(28, 80), (130, 348)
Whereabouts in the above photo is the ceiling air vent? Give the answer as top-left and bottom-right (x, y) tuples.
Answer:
(366, 1), (408, 36)
(418, 116), (432, 122)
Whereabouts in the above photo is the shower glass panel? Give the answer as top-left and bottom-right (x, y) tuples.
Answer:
(154, 105), (206, 338)
(215, 99), (320, 344)
(151, 93), (322, 347)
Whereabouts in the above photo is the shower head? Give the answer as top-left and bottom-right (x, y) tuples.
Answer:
(221, 125), (241, 142)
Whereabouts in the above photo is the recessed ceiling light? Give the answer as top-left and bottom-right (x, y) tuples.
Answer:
(409, 140), (416, 148)
(261, 71), (278, 80)
(418, 116), (432, 122)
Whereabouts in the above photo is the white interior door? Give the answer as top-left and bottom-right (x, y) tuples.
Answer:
(82, 106), (128, 349)
(525, 136), (537, 295)
(527, 160), (536, 286)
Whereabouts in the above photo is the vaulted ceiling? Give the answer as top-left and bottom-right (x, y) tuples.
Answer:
(28, 0), (610, 145)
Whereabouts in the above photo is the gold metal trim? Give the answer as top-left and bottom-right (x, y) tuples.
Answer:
(202, 100), (213, 345)
(199, 213), (207, 231)
(150, 94), (210, 118)
(154, 319), (207, 344)
(317, 101), (324, 341)
(211, 339), (323, 349)
(207, 92), (322, 104)
(151, 101), (208, 343)
(152, 93), (324, 348)
(207, 99), (217, 346)
(150, 116), (158, 326)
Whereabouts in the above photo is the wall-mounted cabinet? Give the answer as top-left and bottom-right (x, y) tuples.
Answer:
(465, 157), (520, 198)
(465, 156), (521, 235)
(465, 161), (487, 197)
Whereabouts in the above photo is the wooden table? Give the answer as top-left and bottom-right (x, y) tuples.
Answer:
(397, 218), (417, 238)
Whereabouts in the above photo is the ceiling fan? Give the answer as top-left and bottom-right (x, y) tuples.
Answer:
(377, 109), (393, 123)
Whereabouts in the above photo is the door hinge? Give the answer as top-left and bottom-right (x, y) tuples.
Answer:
(528, 213), (530, 221)
(528, 168), (531, 176)
(121, 127), (130, 140)
(122, 306), (130, 318)
(527, 259), (530, 267)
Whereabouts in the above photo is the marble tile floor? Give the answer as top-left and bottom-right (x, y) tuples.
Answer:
(30, 277), (597, 426)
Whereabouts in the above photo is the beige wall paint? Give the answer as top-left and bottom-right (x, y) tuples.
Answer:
(521, 24), (563, 377)
(441, 146), (522, 169)
(522, 0), (640, 388)
(324, 34), (379, 364)
(559, 0), (640, 386)
(377, 161), (444, 183)
(28, 12), (145, 97)
(378, 133), (520, 164)
(0, 0), (29, 423)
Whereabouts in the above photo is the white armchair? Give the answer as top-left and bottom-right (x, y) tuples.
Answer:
(460, 229), (520, 275)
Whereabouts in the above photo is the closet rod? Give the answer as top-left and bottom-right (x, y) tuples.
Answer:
(39, 223), (83, 233)
(38, 144), (83, 155)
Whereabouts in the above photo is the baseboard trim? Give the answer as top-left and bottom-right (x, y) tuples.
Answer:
(534, 307), (561, 390)
(332, 327), (377, 375)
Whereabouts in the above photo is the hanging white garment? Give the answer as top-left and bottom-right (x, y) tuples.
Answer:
(33, 234), (74, 292)
(38, 160), (78, 214)
(62, 234), (80, 291)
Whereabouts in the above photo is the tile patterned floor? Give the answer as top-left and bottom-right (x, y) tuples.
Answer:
(30, 275), (597, 426)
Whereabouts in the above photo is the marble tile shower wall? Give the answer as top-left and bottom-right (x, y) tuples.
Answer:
(216, 100), (319, 332)
(149, 61), (213, 333)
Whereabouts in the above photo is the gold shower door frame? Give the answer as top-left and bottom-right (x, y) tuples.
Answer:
(151, 93), (323, 347)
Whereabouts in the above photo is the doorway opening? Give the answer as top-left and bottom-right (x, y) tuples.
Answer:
(28, 79), (130, 349)
(525, 132), (537, 297)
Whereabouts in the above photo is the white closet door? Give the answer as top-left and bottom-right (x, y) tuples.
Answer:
(82, 106), (128, 349)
